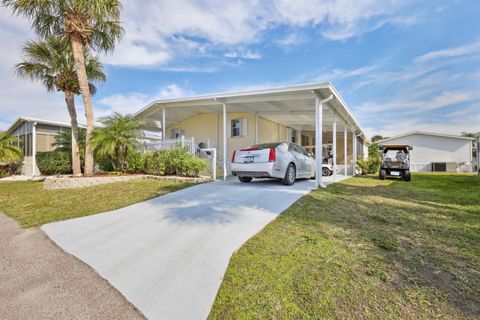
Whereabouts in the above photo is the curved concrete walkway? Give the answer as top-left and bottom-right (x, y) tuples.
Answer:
(42, 178), (341, 319)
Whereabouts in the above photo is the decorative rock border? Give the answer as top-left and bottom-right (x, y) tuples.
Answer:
(43, 174), (211, 190)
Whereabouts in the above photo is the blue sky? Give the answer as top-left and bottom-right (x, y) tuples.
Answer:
(1, 0), (479, 136)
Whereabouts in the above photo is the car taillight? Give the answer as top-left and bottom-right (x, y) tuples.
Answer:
(232, 150), (236, 162)
(269, 148), (276, 162)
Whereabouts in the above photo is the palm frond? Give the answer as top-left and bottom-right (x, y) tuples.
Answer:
(0, 133), (23, 163)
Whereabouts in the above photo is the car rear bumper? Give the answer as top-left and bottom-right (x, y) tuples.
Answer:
(231, 162), (282, 178)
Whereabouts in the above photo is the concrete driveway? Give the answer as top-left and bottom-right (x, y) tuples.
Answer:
(43, 178), (337, 319)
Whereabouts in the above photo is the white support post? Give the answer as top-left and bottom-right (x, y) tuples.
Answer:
(191, 136), (195, 154)
(352, 131), (357, 176)
(315, 98), (325, 188)
(212, 148), (217, 181)
(255, 113), (259, 144)
(223, 103), (227, 180)
(181, 135), (185, 148)
(332, 112), (337, 182)
(32, 122), (37, 176)
(162, 107), (166, 141)
(344, 124), (348, 177)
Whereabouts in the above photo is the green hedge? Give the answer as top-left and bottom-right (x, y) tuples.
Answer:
(141, 147), (206, 177)
(36, 151), (72, 175)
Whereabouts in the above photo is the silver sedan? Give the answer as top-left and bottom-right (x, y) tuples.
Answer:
(231, 142), (320, 185)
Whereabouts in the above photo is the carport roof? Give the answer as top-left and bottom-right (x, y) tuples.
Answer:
(135, 82), (368, 141)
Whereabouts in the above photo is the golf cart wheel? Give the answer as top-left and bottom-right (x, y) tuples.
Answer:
(282, 163), (296, 185)
(238, 176), (252, 183)
(379, 169), (386, 180)
(404, 170), (411, 182)
(322, 167), (332, 177)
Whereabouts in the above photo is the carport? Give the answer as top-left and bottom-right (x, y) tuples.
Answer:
(135, 83), (368, 187)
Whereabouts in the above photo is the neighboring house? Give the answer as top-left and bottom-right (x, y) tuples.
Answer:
(135, 83), (368, 186)
(5, 117), (82, 176)
(378, 132), (474, 172)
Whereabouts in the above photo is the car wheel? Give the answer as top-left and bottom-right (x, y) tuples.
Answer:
(282, 163), (296, 185)
(379, 169), (386, 180)
(238, 176), (252, 183)
(403, 170), (411, 182)
(322, 167), (331, 177)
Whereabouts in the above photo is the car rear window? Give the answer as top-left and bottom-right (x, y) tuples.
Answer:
(248, 143), (282, 149)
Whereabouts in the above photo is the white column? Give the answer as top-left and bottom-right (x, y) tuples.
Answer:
(344, 124), (348, 177)
(162, 107), (166, 141)
(223, 103), (227, 180)
(315, 98), (325, 188)
(32, 122), (37, 176)
(332, 112), (337, 182)
(255, 113), (259, 144)
(352, 130), (357, 176)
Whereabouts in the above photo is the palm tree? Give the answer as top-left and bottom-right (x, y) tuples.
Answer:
(0, 133), (23, 163)
(4, 0), (125, 176)
(52, 127), (87, 167)
(91, 113), (142, 171)
(15, 37), (106, 176)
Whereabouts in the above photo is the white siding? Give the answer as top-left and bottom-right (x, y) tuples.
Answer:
(382, 134), (472, 172)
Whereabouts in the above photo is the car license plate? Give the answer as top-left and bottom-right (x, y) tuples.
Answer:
(390, 171), (400, 176)
(244, 156), (254, 163)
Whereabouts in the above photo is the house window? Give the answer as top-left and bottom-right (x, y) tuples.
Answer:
(231, 119), (242, 137)
(291, 129), (297, 143)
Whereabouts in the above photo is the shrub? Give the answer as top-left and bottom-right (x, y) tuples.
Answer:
(144, 150), (167, 175)
(95, 155), (114, 172)
(126, 150), (145, 173)
(143, 147), (207, 177)
(0, 163), (20, 177)
(36, 151), (72, 175)
(357, 143), (382, 174)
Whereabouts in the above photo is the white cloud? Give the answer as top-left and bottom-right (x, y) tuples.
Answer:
(96, 84), (193, 118)
(102, 0), (414, 68)
(415, 40), (480, 63)
(275, 33), (307, 48)
(0, 9), (79, 130)
(357, 90), (474, 114)
(224, 51), (262, 59)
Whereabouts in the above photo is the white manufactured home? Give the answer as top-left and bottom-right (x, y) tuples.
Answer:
(378, 132), (474, 172)
(135, 83), (368, 188)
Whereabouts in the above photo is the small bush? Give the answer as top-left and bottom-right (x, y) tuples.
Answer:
(127, 150), (145, 173)
(357, 143), (382, 174)
(144, 150), (167, 175)
(0, 163), (20, 177)
(36, 151), (72, 175)
(143, 147), (206, 177)
(96, 155), (114, 172)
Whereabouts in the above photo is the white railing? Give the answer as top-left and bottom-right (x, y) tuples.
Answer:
(144, 136), (196, 154)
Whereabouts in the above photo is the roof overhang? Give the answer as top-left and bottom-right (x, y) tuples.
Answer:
(134, 82), (368, 141)
(6, 117), (86, 134)
(378, 131), (475, 144)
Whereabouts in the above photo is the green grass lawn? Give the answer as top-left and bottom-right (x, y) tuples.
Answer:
(210, 173), (480, 320)
(0, 179), (191, 228)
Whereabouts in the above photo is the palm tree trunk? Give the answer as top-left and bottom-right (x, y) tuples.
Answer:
(64, 90), (82, 176)
(70, 36), (95, 176)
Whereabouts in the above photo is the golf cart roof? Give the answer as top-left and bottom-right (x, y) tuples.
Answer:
(379, 144), (413, 151)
